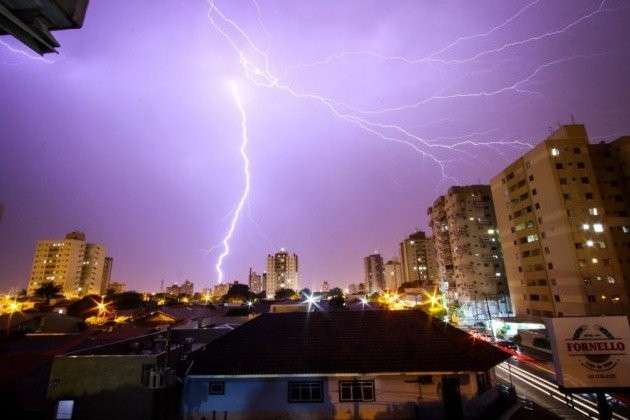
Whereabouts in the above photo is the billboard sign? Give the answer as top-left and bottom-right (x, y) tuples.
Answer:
(547, 316), (630, 389)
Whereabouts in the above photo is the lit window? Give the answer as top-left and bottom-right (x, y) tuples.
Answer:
(589, 208), (599, 216)
(469, 217), (474, 221)
(592, 258), (598, 264)
(623, 226), (629, 233)
(608, 276), (616, 284)
(487, 229), (495, 235)
(582, 224), (590, 231)
(586, 240), (594, 247)
(495, 272), (501, 277)
(551, 148), (560, 157)
(526, 234), (538, 243)
(593, 223), (604, 233)
(56, 401), (74, 420)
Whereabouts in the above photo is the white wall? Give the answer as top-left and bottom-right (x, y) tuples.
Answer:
(182, 372), (497, 420)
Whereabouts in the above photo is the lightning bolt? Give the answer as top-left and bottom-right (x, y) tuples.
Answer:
(0, 38), (54, 64)
(214, 81), (251, 284)
(203, 0), (620, 284)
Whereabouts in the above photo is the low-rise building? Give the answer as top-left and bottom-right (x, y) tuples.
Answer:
(183, 310), (511, 420)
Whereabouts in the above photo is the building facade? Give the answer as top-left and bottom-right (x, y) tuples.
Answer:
(383, 258), (403, 291)
(363, 253), (385, 294)
(490, 125), (629, 320)
(429, 186), (511, 320)
(266, 249), (299, 297)
(248, 268), (264, 294)
(27, 231), (112, 298)
(183, 311), (510, 420)
(166, 280), (194, 296)
(399, 230), (439, 287)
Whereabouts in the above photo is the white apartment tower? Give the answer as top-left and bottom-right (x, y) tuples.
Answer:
(266, 249), (299, 297)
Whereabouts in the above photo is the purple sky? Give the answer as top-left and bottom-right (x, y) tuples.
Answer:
(1, 0), (629, 293)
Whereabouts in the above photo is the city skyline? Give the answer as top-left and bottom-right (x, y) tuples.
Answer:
(2, 0), (630, 292)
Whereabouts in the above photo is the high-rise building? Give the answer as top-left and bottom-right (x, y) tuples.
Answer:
(399, 230), (439, 286)
(363, 253), (385, 294)
(321, 281), (330, 293)
(27, 231), (111, 298)
(266, 249), (299, 297)
(248, 268), (264, 294)
(101, 257), (113, 294)
(490, 124), (629, 320)
(383, 258), (403, 291)
(166, 280), (194, 296)
(107, 282), (126, 294)
(428, 197), (455, 289)
(428, 186), (510, 319)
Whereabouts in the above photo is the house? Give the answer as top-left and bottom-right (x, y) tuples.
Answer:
(183, 310), (511, 420)
(47, 327), (231, 420)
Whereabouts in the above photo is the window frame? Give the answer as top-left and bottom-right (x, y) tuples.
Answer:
(287, 381), (324, 403)
(208, 381), (225, 395)
(338, 380), (375, 402)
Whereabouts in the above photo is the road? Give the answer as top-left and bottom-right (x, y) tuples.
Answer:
(494, 351), (629, 420)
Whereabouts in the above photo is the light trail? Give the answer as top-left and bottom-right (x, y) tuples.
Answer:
(214, 81), (251, 284)
(497, 362), (627, 420)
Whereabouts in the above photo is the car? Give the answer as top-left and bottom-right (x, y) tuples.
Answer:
(495, 340), (518, 351)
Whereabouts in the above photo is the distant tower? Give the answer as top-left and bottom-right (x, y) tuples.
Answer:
(266, 248), (299, 298)
(363, 253), (385, 294)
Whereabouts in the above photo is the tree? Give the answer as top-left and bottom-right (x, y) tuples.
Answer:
(34, 282), (63, 305)
(112, 291), (143, 310)
(67, 295), (101, 318)
(327, 287), (343, 298)
(329, 295), (346, 310)
(274, 288), (297, 300)
(223, 284), (255, 304)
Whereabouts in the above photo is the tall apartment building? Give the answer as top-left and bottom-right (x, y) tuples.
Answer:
(428, 186), (510, 319)
(166, 280), (194, 296)
(266, 249), (299, 297)
(248, 268), (264, 294)
(399, 230), (440, 286)
(27, 231), (112, 297)
(383, 258), (403, 291)
(364, 253), (385, 294)
(490, 125), (629, 320)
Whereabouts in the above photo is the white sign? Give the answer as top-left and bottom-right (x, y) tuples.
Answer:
(547, 316), (630, 389)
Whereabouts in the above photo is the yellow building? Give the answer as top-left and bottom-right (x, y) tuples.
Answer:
(399, 230), (440, 287)
(490, 125), (629, 320)
(27, 231), (112, 298)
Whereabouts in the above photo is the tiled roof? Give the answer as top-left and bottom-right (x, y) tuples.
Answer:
(189, 310), (510, 376)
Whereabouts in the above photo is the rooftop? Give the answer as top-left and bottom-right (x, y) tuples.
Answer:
(190, 309), (510, 376)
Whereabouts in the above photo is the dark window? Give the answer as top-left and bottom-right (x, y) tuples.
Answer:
(208, 381), (225, 395)
(529, 175), (534, 181)
(573, 147), (581, 154)
(556, 163), (564, 169)
(288, 381), (323, 403)
(587, 295), (596, 303)
(577, 162), (585, 169)
(581, 177), (589, 184)
(339, 380), (375, 402)
(585, 193), (593, 200)
(532, 188), (537, 196)
(554, 295), (560, 302)
(530, 294), (540, 301)
(476, 372), (491, 394)
(548, 263), (554, 270)
(418, 375), (433, 384)
(560, 177), (567, 185)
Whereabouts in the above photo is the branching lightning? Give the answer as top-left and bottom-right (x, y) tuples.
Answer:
(214, 81), (251, 284)
(205, 0), (619, 283)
